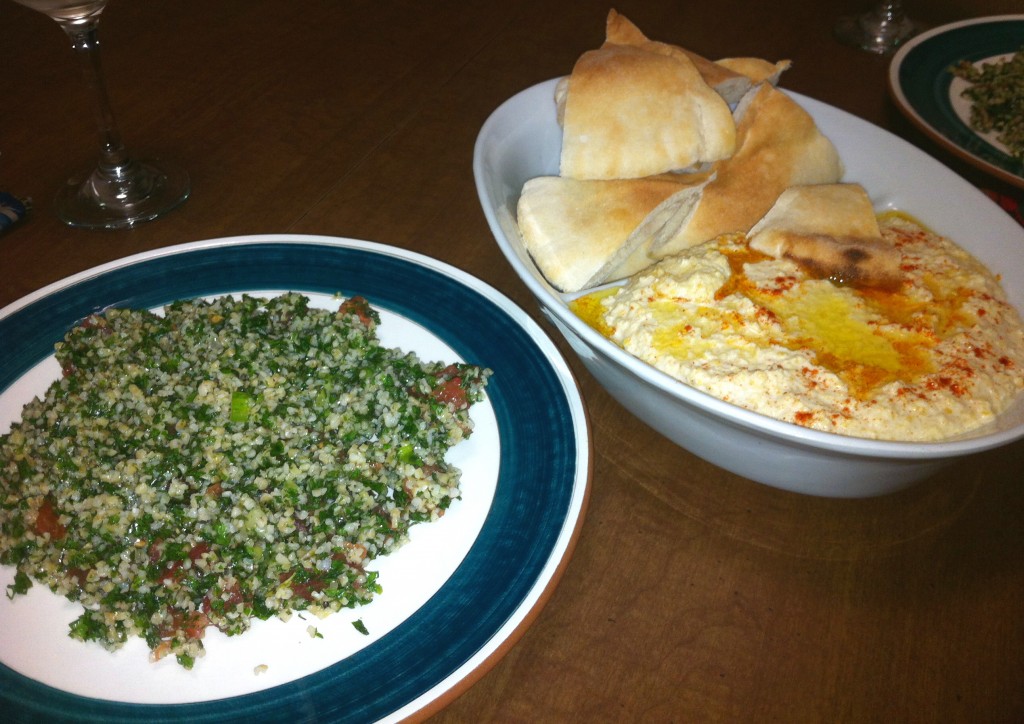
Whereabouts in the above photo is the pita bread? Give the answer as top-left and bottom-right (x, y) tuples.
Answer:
(559, 33), (735, 179)
(748, 184), (901, 289)
(648, 83), (844, 260)
(553, 13), (790, 125)
(517, 173), (710, 292)
(603, 9), (652, 46)
(585, 172), (715, 285)
(604, 10), (789, 104)
(716, 57), (791, 86)
(748, 183), (880, 247)
(555, 76), (569, 127)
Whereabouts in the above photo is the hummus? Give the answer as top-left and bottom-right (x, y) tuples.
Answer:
(571, 214), (1024, 441)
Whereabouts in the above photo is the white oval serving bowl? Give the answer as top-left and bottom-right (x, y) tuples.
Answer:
(473, 77), (1024, 498)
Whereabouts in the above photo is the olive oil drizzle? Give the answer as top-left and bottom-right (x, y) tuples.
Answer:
(716, 237), (974, 399)
(569, 224), (977, 401)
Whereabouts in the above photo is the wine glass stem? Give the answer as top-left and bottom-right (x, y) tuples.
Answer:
(61, 20), (131, 174)
(877, 1), (905, 23)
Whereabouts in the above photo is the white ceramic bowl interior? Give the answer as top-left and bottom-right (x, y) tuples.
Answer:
(473, 77), (1024, 498)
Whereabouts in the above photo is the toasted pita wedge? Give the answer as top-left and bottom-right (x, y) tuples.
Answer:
(649, 83), (844, 260)
(603, 9), (650, 45)
(715, 57), (791, 86)
(748, 184), (901, 289)
(517, 173), (710, 292)
(665, 48), (792, 105)
(603, 11), (733, 84)
(604, 10), (789, 104)
(559, 31), (735, 179)
(748, 183), (880, 247)
(554, 13), (790, 125)
(588, 172), (715, 285)
(555, 76), (569, 127)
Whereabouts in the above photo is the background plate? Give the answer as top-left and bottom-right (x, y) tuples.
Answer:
(889, 15), (1024, 189)
(0, 236), (591, 722)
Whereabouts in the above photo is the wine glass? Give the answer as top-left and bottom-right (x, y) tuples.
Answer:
(834, 1), (923, 55)
(11, 0), (189, 229)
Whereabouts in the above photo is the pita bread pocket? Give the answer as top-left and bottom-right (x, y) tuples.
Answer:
(748, 183), (901, 290)
(649, 83), (844, 260)
(553, 12), (790, 131)
(517, 173), (709, 292)
(559, 22), (735, 179)
(715, 57), (791, 85)
(585, 172), (715, 286)
(673, 51), (791, 105)
(603, 10), (790, 104)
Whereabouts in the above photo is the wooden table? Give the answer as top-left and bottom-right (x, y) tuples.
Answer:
(2, 0), (1022, 721)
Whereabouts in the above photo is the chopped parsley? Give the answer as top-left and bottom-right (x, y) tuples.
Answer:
(952, 48), (1024, 161)
(0, 293), (489, 667)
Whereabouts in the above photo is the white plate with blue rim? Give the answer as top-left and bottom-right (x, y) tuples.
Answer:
(0, 237), (591, 722)
(889, 14), (1024, 189)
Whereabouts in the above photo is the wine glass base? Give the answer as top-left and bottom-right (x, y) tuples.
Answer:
(834, 13), (922, 55)
(56, 157), (190, 230)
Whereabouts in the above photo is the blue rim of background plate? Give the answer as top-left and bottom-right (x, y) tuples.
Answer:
(894, 17), (1024, 182)
(0, 239), (581, 723)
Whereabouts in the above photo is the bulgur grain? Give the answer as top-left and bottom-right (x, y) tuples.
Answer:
(0, 293), (489, 668)
(952, 48), (1024, 161)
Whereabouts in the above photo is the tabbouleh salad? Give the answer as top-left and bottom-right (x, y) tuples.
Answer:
(0, 292), (490, 668)
(952, 48), (1024, 162)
